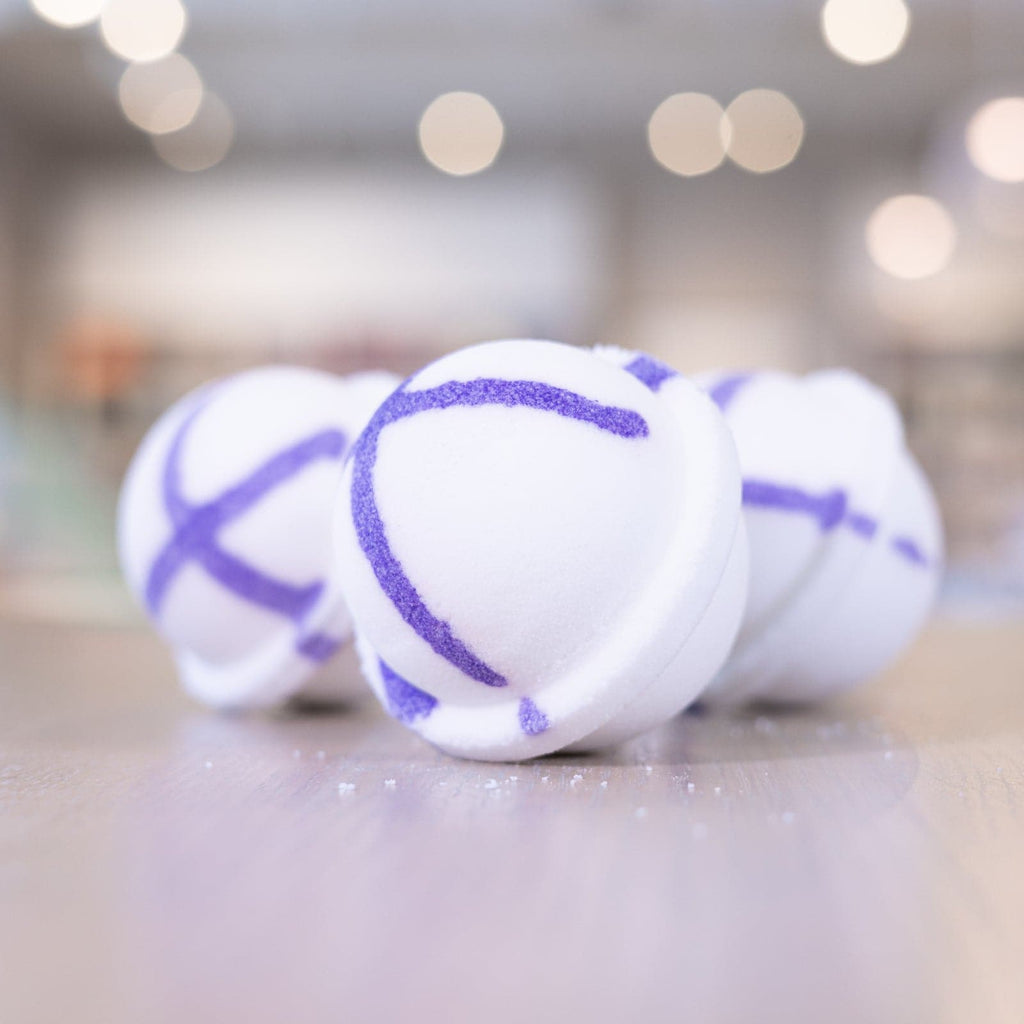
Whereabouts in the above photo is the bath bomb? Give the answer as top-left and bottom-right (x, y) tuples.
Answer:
(695, 367), (943, 703)
(118, 365), (399, 709)
(333, 339), (748, 761)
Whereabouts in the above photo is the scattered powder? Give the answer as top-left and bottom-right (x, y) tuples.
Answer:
(384, 779), (397, 788)
(338, 782), (355, 794)
(686, 782), (696, 794)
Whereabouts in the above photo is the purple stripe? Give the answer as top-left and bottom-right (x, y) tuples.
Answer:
(196, 543), (324, 621)
(844, 511), (879, 539)
(891, 536), (928, 567)
(744, 478), (930, 568)
(350, 377), (649, 689)
(379, 658), (438, 723)
(708, 373), (753, 411)
(742, 479), (847, 531)
(296, 632), (343, 663)
(146, 398), (347, 620)
(623, 354), (678, 392)
(162, 400), (204, 525)
(518, 697), (550, 736)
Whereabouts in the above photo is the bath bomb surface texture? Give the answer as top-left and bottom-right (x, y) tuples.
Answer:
(118, 365), (399, 709)
(698, 368), (943, 704)
(334, 340), (747, 761)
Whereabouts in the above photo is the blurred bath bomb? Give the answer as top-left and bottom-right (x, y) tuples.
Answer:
(334, 340), (747, 761)
(118, 365), (399, 709)
(697, 368), (943, 704)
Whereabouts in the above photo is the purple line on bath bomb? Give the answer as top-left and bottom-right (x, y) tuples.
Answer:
(518, 697), (550, 736)
(708, 373), (753, 411)
(844, 511), (879, 539)
(296, 632), (343, 663)
(742, 479), (847, 531)
(623, 354), (678, 392)
(147, 395), (346, 621)
(380, 658), (439, 723)
(350, 377), (650, 689)
(744, 479), (928, 568)
(891, 536), (928, 567)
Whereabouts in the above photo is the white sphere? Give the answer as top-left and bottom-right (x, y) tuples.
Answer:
(118, 365), (399, 708)
(334, 340), (747, 760)
(697, 368), (943, 703)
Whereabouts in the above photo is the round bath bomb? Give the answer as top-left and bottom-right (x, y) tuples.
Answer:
(695, 367), (943, 703)
(118, 365), (399, 709)
(333, 339), (748, 761)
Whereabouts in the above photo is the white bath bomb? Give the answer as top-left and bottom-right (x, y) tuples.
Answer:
(118, 365), (399, 709)
(334, 340), (747, 761)
(696, 368), (943, 703)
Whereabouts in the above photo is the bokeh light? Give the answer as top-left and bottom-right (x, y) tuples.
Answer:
(648, 93), (728, 177)
(723, 90), (804, 174)
(151, 93), (233, 172)
(865, 194), (957, 280)
(966, 97), (1024, 184)
(418, 92), (504, 176)
(119, 54), (203, 135)
(30, 0), (106, 28)
(100, 0), (187, 63)
(821, 0), (910, 66)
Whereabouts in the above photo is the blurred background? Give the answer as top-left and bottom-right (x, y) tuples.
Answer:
(0, 0), (1022, 625)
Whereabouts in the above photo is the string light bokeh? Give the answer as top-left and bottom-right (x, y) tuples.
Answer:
(118, 54), (202, 134)
(648, 93), (728, 177)
(9, 0), (1024, 597)
(821, 0), (910, 65)
(866, 195), (957, 280)
(967, 97), (1024, 184)
(418, 92), (505, 177)
(99, 0), (187, 63)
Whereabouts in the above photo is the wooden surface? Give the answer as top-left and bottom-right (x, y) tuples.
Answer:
(1, 616), (1023, 1024)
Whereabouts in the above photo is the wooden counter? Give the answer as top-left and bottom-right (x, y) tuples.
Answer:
(1, 617), (1021, 1023)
